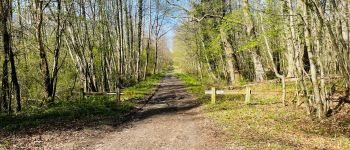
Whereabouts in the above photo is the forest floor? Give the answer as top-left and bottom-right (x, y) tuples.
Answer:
(177, 74), (350, 150)
(0, 74), (236, 149)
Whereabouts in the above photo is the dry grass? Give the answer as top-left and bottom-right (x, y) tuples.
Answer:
(178, 74), (350, 149)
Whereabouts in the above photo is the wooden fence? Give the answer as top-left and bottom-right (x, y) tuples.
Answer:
(205, 87), (251, 104)
(205, 86), (288, 104)
(71, 88), (122, 102)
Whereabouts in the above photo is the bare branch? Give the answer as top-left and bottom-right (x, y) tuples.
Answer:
(165, 0), (222, 22)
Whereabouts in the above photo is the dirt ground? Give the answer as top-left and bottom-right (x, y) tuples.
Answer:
(1, 75), (237, 150)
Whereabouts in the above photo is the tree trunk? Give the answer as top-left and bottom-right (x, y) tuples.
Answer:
(137, 0), (143, 81)
(259, 12), (286, 106)
(242, 0), (265, 82)
(304, 0), (324, 118)
(144, 0), (152, 80)
(51, 0), (63, 103)
(34, 0), (52, 102)
(81, 0), (97, 92)
(1, 0), (21, 112)
(252, 50), (265, 82)
(220, 28), (236, 85)
(284, 0), (297, 78)
(153, 0), (160, 75)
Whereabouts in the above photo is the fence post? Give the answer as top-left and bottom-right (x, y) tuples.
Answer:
(211, 87), (216, 104)
(80, 88), (85, 100)
(245, 86), (251, 104)
(116, 87), (121, 103)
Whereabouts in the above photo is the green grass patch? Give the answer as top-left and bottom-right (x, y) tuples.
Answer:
(0, 74), (164, 132)
(175, 73), (210, 104)
(122, 74), (164, 101)
(0, 97), (134, 131)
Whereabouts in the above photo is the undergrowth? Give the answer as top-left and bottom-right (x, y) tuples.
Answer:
(177, 73), (350, 150)
(0, 74), (164, 132)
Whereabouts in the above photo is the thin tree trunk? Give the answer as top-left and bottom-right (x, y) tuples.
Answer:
(153, 0), (160, 75)
(81, 0), (97, 92)
(259, 12), (286, 106)
(5, 0), (21, 111)
(51, 0), (63, 103)
(304, 0), (323, 118)
(285, 0), (297, 77)
(34, 0), (52, 102)
(137, 0), (143, 81)
(144, 0), (152, 80)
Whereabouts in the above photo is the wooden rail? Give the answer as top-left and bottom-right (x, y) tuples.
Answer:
(83, 92), (120, 96)
(71, 88), (122, 102)
(205, 87), (252, 104)
(205, 86), (287, 104)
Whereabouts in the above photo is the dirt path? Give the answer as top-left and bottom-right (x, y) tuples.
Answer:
(2, 75), (235, 150)
(90, 75), (230, 150)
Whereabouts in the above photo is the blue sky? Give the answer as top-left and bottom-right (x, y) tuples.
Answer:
(162, 0), (192, 51)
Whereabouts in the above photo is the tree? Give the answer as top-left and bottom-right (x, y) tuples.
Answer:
(171, 0), (350, 118)
(136, 0), (143, 81)
(0, 0), (21, 112)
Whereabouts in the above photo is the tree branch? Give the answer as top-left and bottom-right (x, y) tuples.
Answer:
(165, 0), (222, 22)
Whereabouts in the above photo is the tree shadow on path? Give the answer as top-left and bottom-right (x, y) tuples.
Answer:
(0, 75), (200, 140)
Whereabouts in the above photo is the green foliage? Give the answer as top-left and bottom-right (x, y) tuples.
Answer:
(221, 10), (244, 32)
(0, 73), (163, 131)
(206, 35), (222, 56)
(237, 37), (261, 52)
(0, 97), (134, 131)
(172, 24), (199, 74)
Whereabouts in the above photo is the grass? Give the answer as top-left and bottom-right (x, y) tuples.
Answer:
(175, 73), (210, 104)
(0, 74), (164, 133)
(178, 73), (350, 150)
(122, 74), (164, 101)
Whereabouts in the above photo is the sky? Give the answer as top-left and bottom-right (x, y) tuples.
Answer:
(167, 30), (175, 51)
(162, 0), (192, 52)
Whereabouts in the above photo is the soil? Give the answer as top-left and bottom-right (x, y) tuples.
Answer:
(1, 74), (238, 150)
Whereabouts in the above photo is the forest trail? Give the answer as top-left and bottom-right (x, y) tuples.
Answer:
(57, 74), (235, 149)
